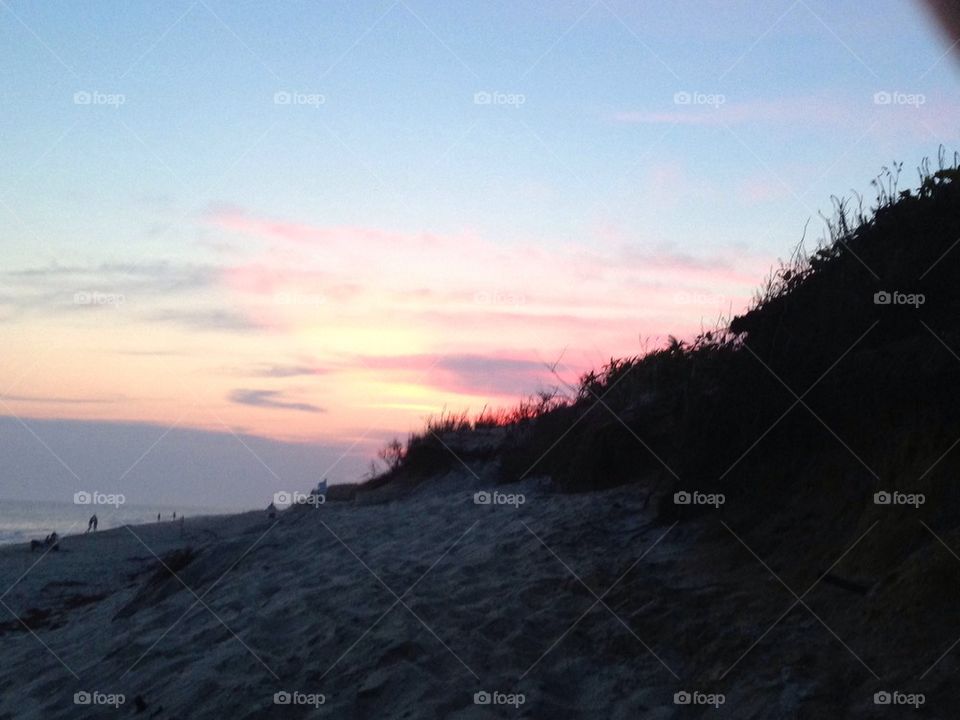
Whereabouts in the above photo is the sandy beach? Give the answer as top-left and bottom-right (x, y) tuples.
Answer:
(1, 463), (954, 719)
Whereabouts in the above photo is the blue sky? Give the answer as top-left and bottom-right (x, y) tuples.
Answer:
(0, 0), (957, 501)
(3, 0), (955, 260)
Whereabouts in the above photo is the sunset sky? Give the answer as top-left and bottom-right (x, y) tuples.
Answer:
(1, 0), (957, 496)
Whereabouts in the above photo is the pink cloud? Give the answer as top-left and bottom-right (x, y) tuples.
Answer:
(208, 213), (774, 397)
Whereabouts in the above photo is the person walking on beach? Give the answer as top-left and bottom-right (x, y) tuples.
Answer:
(86, 514), (98, 533)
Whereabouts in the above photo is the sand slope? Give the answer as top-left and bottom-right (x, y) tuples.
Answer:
(0, 469), (955, 718)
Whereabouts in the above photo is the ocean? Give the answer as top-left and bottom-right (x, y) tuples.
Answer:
(0, 498), (239, 546)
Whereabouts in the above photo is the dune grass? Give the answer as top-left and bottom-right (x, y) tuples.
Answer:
(365, 150), (960, 501)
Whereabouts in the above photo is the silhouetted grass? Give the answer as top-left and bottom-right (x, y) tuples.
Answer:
(362, 150), (960, 514)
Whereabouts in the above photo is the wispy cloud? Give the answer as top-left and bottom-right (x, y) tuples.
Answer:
(145, 308), (259, 332)
(1, 394), (122, 405)
(246, 363), (327, 378)
(5, 261), (216, 293)
(354, 353), (551, 398)
(228, 389), (325, 414)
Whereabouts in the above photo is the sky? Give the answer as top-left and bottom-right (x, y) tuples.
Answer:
(0, 0), (957, 505)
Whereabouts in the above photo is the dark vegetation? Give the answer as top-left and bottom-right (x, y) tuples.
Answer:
(359, 150), (960, 528)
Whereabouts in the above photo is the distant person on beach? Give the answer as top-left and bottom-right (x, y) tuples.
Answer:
(172, 512), (176, 519)
(47, 532), (59, 550)
(31, 532), (59, 552)
(157, 513), (161, 522)
(267, 502), (277, 519)
(86, 514), (98, 533)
